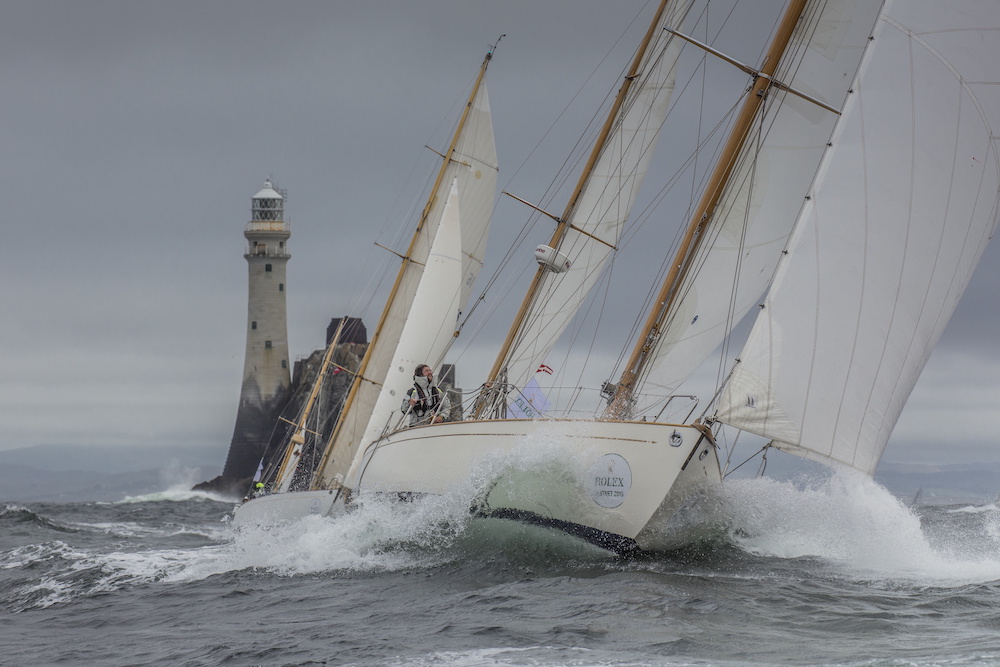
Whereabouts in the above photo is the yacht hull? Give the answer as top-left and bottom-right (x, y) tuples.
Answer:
(230, 489), (339, 527)
(350, 419), (722, 552)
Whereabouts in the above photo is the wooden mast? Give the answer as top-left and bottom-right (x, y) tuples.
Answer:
(606, 0), (809, 419)
(311, 48), (495, 488)
(474, 0), (675, 417)
(273, 318), (346, 490)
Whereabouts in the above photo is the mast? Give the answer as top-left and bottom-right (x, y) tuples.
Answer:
(606, 0), (809, 419)
(475, 0), (676, 417)
(272, 318), (346, 492)
(311, 46), (496, 488)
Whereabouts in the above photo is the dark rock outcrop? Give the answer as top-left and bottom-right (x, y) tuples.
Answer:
(195, 333), (368, 499)
(195, 317), (465, 499)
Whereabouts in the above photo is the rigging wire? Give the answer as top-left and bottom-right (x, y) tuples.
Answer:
(602, 1), (752, 382)
(502, 31), (683, 363)
(606, 92), (744, 381)
(504, 11), (748, 392)
(723, 442), (770, 478)
(624, 0), (831, 406)
(449, 1), (664, 367)
(428, 0), (809, 414)
(711, 91), (763, 408)
(341, 72), (480, 330)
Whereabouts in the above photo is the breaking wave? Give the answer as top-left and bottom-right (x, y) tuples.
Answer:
(114, 488), (231, 504)
(8, 460), (1000, 614)
(701, 470), (1000, 584)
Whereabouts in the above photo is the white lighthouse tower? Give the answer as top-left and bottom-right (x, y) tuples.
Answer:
(221, 179), (292, 484)
(240, 179), (291, 402)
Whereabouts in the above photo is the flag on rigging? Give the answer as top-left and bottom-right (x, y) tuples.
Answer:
(509, 377), (552, 419)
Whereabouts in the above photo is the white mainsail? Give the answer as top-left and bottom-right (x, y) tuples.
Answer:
(315, 71), (498, 488)
(716, 0), (1000, 474)
(638, 0), (883, 396)
(497, 0), (689, 393)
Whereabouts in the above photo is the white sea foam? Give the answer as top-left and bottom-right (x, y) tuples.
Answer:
(160, 489), (478, 581)
(115, 487), (231, 504)
(1, 541), (86, 571)
(73, 520), (228, 541)
(370, 646), (734, 666)
(947, 502), (1000, 514)
(716, 469), (1000, 584)
(3, 437), (610, 605)
(103, 434), (607, 584)
(6, 506), (443, 596)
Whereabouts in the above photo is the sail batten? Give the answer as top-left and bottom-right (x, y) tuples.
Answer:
(716, 0), (1000, 475)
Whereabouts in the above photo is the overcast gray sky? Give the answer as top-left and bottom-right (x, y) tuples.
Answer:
(4, 0), (999, 469)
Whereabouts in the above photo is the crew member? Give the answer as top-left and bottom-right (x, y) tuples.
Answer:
(401, 363), (450, 426)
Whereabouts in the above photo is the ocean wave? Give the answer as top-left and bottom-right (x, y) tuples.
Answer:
(114, 488), (233, 504)
(947, 501), (1000, 515)
(3, 491), (493, 606)
(0, 504), (77, 534)
(703, 470), (1000, 585)
(366, 646), (729, 667)
(2, 538), (215, 612)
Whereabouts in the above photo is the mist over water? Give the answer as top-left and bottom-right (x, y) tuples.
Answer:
(4, 471), (1000, 666)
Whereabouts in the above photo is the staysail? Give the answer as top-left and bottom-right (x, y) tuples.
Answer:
(637, 0), (883, 396)
(358, 182), (463, 439)
(716, 0), (1000, 474)
(314, 58), (498, 489)
(484, 0), (689, 398)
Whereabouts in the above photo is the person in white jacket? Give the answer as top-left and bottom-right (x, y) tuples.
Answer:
(401, 364), (451, 427)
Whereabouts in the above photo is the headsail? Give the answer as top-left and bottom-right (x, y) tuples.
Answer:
(716, 0), (1000, 474)
(314, 56), (498, 489)
(343, 179), (465, 488)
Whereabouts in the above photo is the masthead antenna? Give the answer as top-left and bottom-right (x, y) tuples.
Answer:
(487, 34), (506, 60)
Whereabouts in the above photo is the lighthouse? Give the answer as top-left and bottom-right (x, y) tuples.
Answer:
(220, 180), (292, 484)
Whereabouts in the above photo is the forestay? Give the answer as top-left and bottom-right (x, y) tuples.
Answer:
(716, 0), (1000, 475)
(639, 0), (883, 396)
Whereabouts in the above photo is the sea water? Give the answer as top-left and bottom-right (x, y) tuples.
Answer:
(3, 471), (1000, 666)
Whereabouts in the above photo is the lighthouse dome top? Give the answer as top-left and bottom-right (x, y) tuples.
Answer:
(253, 180), (283, 200)
(250, 179), (285, 223)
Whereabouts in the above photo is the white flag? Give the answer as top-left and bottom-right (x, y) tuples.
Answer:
(509, 377), (551, 419)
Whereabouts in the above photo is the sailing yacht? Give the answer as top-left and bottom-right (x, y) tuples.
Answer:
(346, 0), (1000, 552)
(232, 46), (499, 525)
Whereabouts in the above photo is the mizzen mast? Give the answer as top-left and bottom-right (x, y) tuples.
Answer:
(606, 0), (810, 419)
